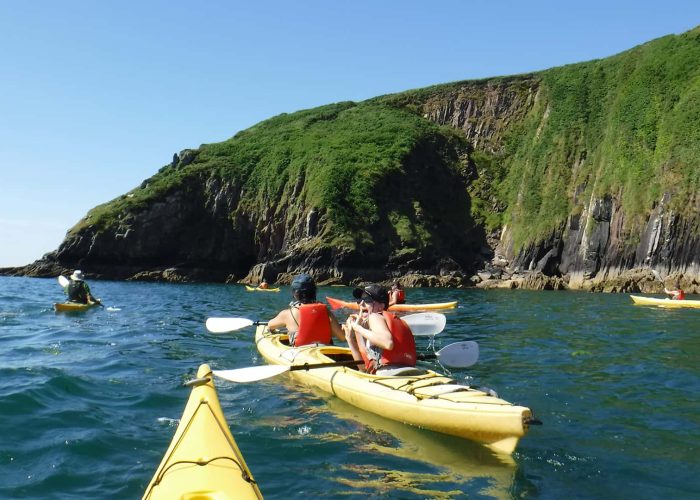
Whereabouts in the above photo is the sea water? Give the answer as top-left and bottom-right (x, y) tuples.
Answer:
(1, 276), (699, 498)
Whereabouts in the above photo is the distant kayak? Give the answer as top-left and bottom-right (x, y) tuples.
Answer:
(245, 285), (280, 293)
(326, 296), (458, 312)
(630, 295), (700, 309)
(54, 302), (99, 312)
(143, 364), (263, 499)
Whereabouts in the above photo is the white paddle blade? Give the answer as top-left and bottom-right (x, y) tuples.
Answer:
(214, 365), (290, 383)
(57, 276), (70, 288)
(205, 317), (254, 333)
(401, 312), (447, 336)
(436, 341), (479, 368)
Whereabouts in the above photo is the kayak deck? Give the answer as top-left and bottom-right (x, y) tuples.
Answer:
(254, 327), (534, 455)
(630, 295), (700, 308)
(54, 302), (98, 312)
(326, 296), (458, 312)
(143, 364), (262, 500)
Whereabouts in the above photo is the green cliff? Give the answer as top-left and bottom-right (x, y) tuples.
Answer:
(9, 26), (700, 291)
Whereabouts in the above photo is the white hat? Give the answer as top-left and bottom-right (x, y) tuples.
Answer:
(71, 270), (84, 281)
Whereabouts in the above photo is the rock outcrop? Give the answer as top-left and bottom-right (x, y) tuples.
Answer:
(4, 28), (700, 292)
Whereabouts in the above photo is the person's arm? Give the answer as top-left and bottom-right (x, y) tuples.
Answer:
(388, 291), (397, 307)
(351, 313), (393, 351)
(343, 315), (366, 371)
(267, 309), (292, 331)
(328, 312), (345, 342)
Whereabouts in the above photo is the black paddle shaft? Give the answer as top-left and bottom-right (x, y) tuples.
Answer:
(289, 353), (438, 372)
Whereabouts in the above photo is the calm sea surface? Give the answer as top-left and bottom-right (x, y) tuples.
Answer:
(1, 276), (699, 499)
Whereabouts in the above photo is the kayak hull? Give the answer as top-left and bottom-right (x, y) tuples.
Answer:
(326, 296), (457, 311)
(54, 302), (98, 312)
(630, 295), (700, 308)
(143, 364), (263, 500)
(245, 285), (281, 292)
(254, 327), (532, 454)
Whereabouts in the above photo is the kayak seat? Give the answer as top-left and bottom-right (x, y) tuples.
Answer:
(375, 366), (429, 376)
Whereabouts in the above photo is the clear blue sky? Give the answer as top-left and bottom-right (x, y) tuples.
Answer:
(1, 1), (698, 267)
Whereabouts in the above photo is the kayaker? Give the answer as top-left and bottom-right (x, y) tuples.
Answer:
(664, 280), (685, 300)
(388, 282), (406, 306)
(65, 270), (100, 305)
(343, 283), (417, 374)
(267, 273), (345, 346)
(258, 279), (269, 289)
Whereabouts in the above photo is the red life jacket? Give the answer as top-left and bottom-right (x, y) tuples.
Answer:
(292, 303), (332, 346)
(395, 289), (406, 304)
(677, 289), (685, 300)
(357, 312), (416, 373)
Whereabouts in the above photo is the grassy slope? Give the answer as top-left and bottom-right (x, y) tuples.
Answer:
(75, 27), (700, 263)
(499, 28), (700, 250)
(76, 101), (469, 254)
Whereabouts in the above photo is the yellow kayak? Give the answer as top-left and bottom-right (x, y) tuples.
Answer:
(54, 302), (99, 312)
(245, 285), (281, 293)
(326, 296), (457, 311)
(630, 295), (700, 308)
(143, 364), (263, 500)
(254, 327), (535, 455)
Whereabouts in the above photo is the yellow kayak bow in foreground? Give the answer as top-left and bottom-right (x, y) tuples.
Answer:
(143, 364), (263, 499)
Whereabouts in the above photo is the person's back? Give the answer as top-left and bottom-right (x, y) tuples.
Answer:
(258, 280), (269, 289)
(66, 270), (92, 304)
(267, 273), (344, 346)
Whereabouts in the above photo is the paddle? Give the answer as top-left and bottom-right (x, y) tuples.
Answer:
(205, 312), (447, 336)
(205, 317), (266, 333)
(56, 275), (103, 307)
(213, 340), (479, 383)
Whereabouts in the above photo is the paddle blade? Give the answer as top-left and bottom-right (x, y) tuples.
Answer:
(401, 312), (446, 336)
(214, 365), (290, 383)
(57, 276), (70, 288)
(206, 317), (255, 333)
(436, 341), (479, 368)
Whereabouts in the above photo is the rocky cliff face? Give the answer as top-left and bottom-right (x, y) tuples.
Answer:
(10, 127), (485, 286)
(6, 29), (700, 292)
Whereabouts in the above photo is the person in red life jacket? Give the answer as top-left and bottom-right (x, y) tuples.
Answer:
(664, 280), (686, 300)
(343, 283), (417, 374)
(258, 279), (269, 289)
(388, 282), (406, 307)
(267, 273), (345, 346)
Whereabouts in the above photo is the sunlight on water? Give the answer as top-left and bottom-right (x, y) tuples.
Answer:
(1, 277), (699, 498)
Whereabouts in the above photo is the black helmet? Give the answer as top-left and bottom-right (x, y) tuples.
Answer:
(352, 284), (388, 305)
(291, 273), (317, 303)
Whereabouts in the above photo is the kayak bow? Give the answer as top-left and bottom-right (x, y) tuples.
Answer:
(143, 364), (263, 500)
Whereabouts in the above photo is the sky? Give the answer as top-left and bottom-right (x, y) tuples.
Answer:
(1, 0), (699, 267)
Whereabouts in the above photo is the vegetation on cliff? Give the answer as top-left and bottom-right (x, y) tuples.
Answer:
(75, 100), (476, 269)
(48, 25), (700, 284)
(497, 28), (700, 250)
